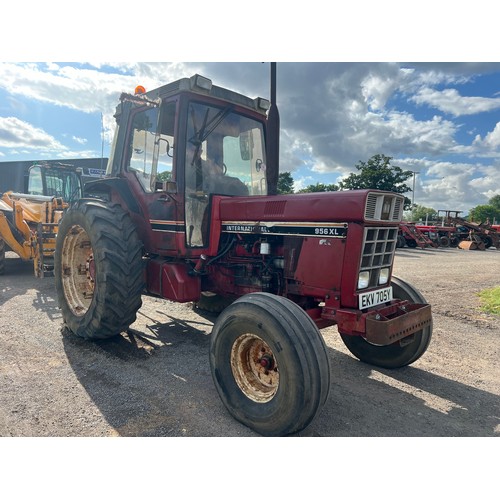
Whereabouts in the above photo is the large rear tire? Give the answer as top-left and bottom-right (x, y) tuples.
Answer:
(209, 292), (331, 436)
(340, 276), (432, 369)
(54, 200), (144, 339)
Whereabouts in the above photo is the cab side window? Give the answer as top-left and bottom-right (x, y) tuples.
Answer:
(127, 102), (176, 191)
(28, 167), (44, 195)
(128, 107), (159, 192)
(157, 101), (176, 182)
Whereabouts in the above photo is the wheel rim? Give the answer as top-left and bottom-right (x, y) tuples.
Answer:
(60, 224), (95, 316)
(230, 333), (279, 403)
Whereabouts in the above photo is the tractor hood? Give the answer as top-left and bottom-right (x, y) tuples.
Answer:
(218, 190), (404, 224)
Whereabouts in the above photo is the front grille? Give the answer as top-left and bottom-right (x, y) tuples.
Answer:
(392, 197), (403, 221)
(359, 226), (398, 289)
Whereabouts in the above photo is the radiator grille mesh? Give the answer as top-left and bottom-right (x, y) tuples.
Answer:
(359, 226), (398, 289)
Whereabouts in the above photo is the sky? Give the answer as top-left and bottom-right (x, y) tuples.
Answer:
(2, 60), (500, 214)
(1, 2), (499, 219)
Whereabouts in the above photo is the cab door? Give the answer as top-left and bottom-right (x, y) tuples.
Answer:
(123, 99), (182, 254)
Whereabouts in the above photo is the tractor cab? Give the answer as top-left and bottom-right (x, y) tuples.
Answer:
(27, 162), (83, 204)
(95, 75), (270, 254)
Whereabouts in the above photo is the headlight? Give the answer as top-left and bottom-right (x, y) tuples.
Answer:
(358, 271), (370, 289)
(379, 268), (390, 285)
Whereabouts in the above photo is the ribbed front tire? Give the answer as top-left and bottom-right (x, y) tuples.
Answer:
(209, 293), (331, 436)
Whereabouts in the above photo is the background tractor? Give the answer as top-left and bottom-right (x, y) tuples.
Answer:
(54, 70), (432, 436)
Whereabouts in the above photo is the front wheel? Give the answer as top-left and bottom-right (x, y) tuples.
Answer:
(54, 199), (145, 339)
(209, 292), (331, 436)
(340, 277), (432, 369)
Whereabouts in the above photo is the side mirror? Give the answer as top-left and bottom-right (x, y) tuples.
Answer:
(155, 180), (177, 193)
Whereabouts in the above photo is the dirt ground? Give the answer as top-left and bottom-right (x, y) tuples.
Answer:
(0, 246), (499, 438)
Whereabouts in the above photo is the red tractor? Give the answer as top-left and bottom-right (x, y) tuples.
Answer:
(54, 71), (432, 436)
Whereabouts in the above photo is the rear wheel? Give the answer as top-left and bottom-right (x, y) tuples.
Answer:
(481, 235), (493, 248)
(340, 277), (432, 369)
(438, 235), (450, 247)
(209, 292), (331, 436)
(54, 200), (144, 339)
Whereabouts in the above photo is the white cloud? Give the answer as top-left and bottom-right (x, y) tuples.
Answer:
(72, 136), (88, 145)
(411, 88), (500, 116)
(0, 63), (189, 151)
(409, 160), (496, 210)
(268, 63), (461, 172)
(472, 121), (500, 150)
(0, 116), (66, 151)
(361, 71), (401, 110)
(468, 165), (500, 200)
(293, 176), (315, 192)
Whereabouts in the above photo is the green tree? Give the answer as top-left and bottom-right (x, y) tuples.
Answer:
(406, 204), (438, 223)
(277, 172), (295, 194)
(157, 170), (172, 182)
(488, 194), (500, 211)
(338, 154), (413, 209)
(298, 182), (339, 193)
(469, 204), (500, 224)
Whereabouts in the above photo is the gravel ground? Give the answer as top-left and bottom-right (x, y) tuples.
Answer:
(0, 246), (499, 438)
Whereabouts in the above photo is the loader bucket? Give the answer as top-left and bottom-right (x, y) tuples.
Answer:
(458, 240), (484, 251)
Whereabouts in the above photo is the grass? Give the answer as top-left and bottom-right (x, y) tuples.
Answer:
(478, 287), (500, 315)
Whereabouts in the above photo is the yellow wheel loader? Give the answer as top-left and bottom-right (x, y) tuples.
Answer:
(0, 162), (82, 277)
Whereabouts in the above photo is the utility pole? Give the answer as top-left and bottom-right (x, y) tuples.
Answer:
(411, 171), (419, 206)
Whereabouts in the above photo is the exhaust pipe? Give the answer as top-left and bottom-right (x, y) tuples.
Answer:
(266, 62), (280, 195)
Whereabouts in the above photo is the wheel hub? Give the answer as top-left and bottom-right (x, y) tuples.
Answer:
(259, 353), (275, 370)
(230, 333), (279, 403)
(61, 224), (95, 316)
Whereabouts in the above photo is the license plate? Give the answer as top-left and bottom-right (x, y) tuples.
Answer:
(358, 287), (393, 309)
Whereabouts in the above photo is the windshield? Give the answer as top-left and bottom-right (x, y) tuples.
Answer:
(185, 102), (267, 197)
(28, 166), (82, 203)
(184, 102), (267, 248)
(44, 170), (82, 203)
